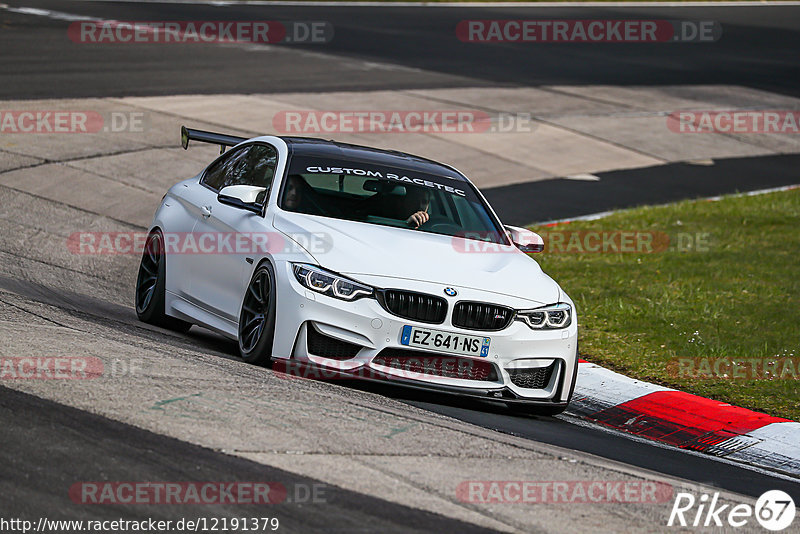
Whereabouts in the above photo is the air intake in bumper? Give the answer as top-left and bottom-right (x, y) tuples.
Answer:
(307, 325), (362, 360)
(372, 348), (498, 381)
(506, 362), (556, 389)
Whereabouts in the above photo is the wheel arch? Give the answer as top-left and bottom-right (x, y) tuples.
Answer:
(238, 254), (280, 326)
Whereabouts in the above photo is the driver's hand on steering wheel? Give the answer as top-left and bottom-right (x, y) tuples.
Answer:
(406, 211), (430, 229)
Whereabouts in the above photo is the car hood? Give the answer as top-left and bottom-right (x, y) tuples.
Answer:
(272, 211), (560, 306)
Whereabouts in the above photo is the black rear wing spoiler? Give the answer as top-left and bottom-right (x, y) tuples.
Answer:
(181, 125), (248, 153)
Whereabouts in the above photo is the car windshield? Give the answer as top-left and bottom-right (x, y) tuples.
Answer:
(280, 156), (508, 244)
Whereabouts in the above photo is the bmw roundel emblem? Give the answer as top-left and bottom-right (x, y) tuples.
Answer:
(444, 287), (457, 297)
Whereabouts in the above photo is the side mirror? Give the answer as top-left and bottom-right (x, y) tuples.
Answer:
(505, 225), (544, 253)
(218, 185), (267, 214)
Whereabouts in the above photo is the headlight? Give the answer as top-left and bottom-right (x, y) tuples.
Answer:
(292, 263), (373, 301)
(516, 303), (572, 330)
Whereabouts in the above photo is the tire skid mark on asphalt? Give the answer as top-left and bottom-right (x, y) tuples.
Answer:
(0, 248), (119, 285)
(0, 293), (80, 331)
(0, 144), (170, 177)
(61, 160), (168, 196)
(0, 147), (47, 174)
(0, 285), (225, 361)
(0, 181), (147, 229)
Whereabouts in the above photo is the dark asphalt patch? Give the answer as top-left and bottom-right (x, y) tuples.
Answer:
(484, 153), (800, 226)
(0, 385), (497, 533)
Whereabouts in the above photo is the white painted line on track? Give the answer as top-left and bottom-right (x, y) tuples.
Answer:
(565, 173), (600, 181)
(0, 5), (102, 21)
(0, 3), (429, 75)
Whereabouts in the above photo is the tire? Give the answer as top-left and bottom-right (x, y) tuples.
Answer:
(238, 261), (277, 366)
(135, 230), (192, 333)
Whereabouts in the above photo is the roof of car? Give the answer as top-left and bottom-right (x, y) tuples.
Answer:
(278, 136), (467, 181)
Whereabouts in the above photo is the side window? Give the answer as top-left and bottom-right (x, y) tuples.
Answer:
(201, 146), (250, 191)
(241, 144), (278, 190)
(201, 144), (278, 194)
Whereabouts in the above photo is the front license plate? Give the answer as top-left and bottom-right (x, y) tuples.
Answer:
(400, 325), (490, 358)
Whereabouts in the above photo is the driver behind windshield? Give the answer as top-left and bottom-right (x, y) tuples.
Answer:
(402, 186), (432, 229)
(356, 183), (432, 229)
(283, 174), (323, 215)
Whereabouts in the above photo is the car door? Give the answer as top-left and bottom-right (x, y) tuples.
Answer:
(188, 143), (279, 325)
(161, 177), (212, 301)
(162, 146), (253, 302)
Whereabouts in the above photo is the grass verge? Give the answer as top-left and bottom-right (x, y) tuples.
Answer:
(530, 188), (800, 420)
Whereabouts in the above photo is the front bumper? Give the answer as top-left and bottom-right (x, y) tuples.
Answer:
(271, 261), (578, 403)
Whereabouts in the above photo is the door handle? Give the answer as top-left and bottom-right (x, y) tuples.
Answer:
(200, 205), (212, 218)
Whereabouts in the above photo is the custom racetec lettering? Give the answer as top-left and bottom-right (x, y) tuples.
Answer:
(304, 165), (467, 197)
(306, 167), (382, 176)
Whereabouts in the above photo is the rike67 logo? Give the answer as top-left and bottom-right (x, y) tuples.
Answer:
(668, 490), (795, 531)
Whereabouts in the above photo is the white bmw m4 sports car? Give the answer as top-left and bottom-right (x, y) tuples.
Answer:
(135, 126), (578, 414)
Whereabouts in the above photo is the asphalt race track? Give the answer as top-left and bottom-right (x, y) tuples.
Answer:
(1, 2), (800, 98)
(1, 1), (799, 532)
(485, 153), (800, 225)
(1, 385), (496, 533)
